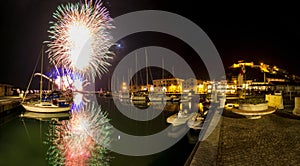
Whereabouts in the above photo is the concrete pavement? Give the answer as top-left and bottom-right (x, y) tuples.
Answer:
(187, 108), (300, 166)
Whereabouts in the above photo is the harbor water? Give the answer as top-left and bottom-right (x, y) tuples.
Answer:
(0, 95), (201, 166)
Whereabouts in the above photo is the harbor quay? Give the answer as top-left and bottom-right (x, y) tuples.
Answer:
(0, 94), (38, 114)
(186, 106), (300, 166)
(0, 96), (23, 114)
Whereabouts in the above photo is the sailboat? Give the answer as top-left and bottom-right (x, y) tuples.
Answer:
(130, 51), (150, 102)
(21, 45), (72, 113)
(148, 56), (169, 102)
(118, 75), (131, 100)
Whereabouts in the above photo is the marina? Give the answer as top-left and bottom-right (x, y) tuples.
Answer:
(1, 92), (300, 165)
(2, 0), (300, 165)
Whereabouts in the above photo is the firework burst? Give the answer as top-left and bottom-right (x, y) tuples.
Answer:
(45, 0), (115, 79)
(47, 67), (90, 91)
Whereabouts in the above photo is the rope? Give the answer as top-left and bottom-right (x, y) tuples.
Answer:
(22, 47), (42, 103)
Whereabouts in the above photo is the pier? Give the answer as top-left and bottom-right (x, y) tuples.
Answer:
(0, 94), (38, 114)
(0, 96), (22, 114)
(185, 107), (300, 165)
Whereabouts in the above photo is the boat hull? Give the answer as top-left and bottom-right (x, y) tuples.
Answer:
(131, 96), (149, 101)
(187, 113), (204, 130)
(21, 103), (71, 113)
(167, 112), (197, 126)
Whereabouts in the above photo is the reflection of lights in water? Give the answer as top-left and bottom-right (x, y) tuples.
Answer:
(73, 93), (83, 105)
(198, 102), (204, 112)
(45, 102), (112, 165)
(73, 78), (84, 91)
(72, 93), (84, 111)
(71, 93), (95, 112)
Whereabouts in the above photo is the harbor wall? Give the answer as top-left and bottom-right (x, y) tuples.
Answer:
(0, 99), (21, 114)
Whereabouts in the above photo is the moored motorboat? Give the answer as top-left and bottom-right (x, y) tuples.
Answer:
(187, 113), (204, 130)
(167, 110), (197, 126)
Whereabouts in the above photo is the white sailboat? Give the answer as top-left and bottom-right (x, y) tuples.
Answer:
(21, 45), (72, 113)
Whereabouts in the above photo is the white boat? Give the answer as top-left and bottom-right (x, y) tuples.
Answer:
(22, 101), (71, 113)
(187, 113), (204, 130)
(21, 45), (72, 113)
(167, 110), (197, 126)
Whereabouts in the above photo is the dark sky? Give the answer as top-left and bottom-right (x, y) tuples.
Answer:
(1, 0), (299, 90)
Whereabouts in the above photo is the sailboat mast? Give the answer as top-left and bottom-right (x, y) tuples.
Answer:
(135, 52), (138, 90)
(145, 49), (148, 90)
(129, 68), (132, 92)
(128, 68), (130, 91)
(40, 45), (44, 102)
(162, 57), (164, 79)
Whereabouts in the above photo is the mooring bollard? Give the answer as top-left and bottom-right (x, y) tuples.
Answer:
(292, 97), (300, 117)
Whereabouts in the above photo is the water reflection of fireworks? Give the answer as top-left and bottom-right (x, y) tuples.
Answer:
(45, 103), (112, 165)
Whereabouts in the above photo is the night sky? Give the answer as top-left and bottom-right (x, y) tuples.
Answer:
(1, 0), (299, 90)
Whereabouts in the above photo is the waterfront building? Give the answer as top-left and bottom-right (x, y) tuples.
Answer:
(0, 84), (14, 97)
(152, 77), (184, 93)
(206, 80), (227, 95)
(226, 61), (300, 95)
(196, 80), (208, 94)
(182, 78), (198, 93)
(123, 60), (300, 97)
